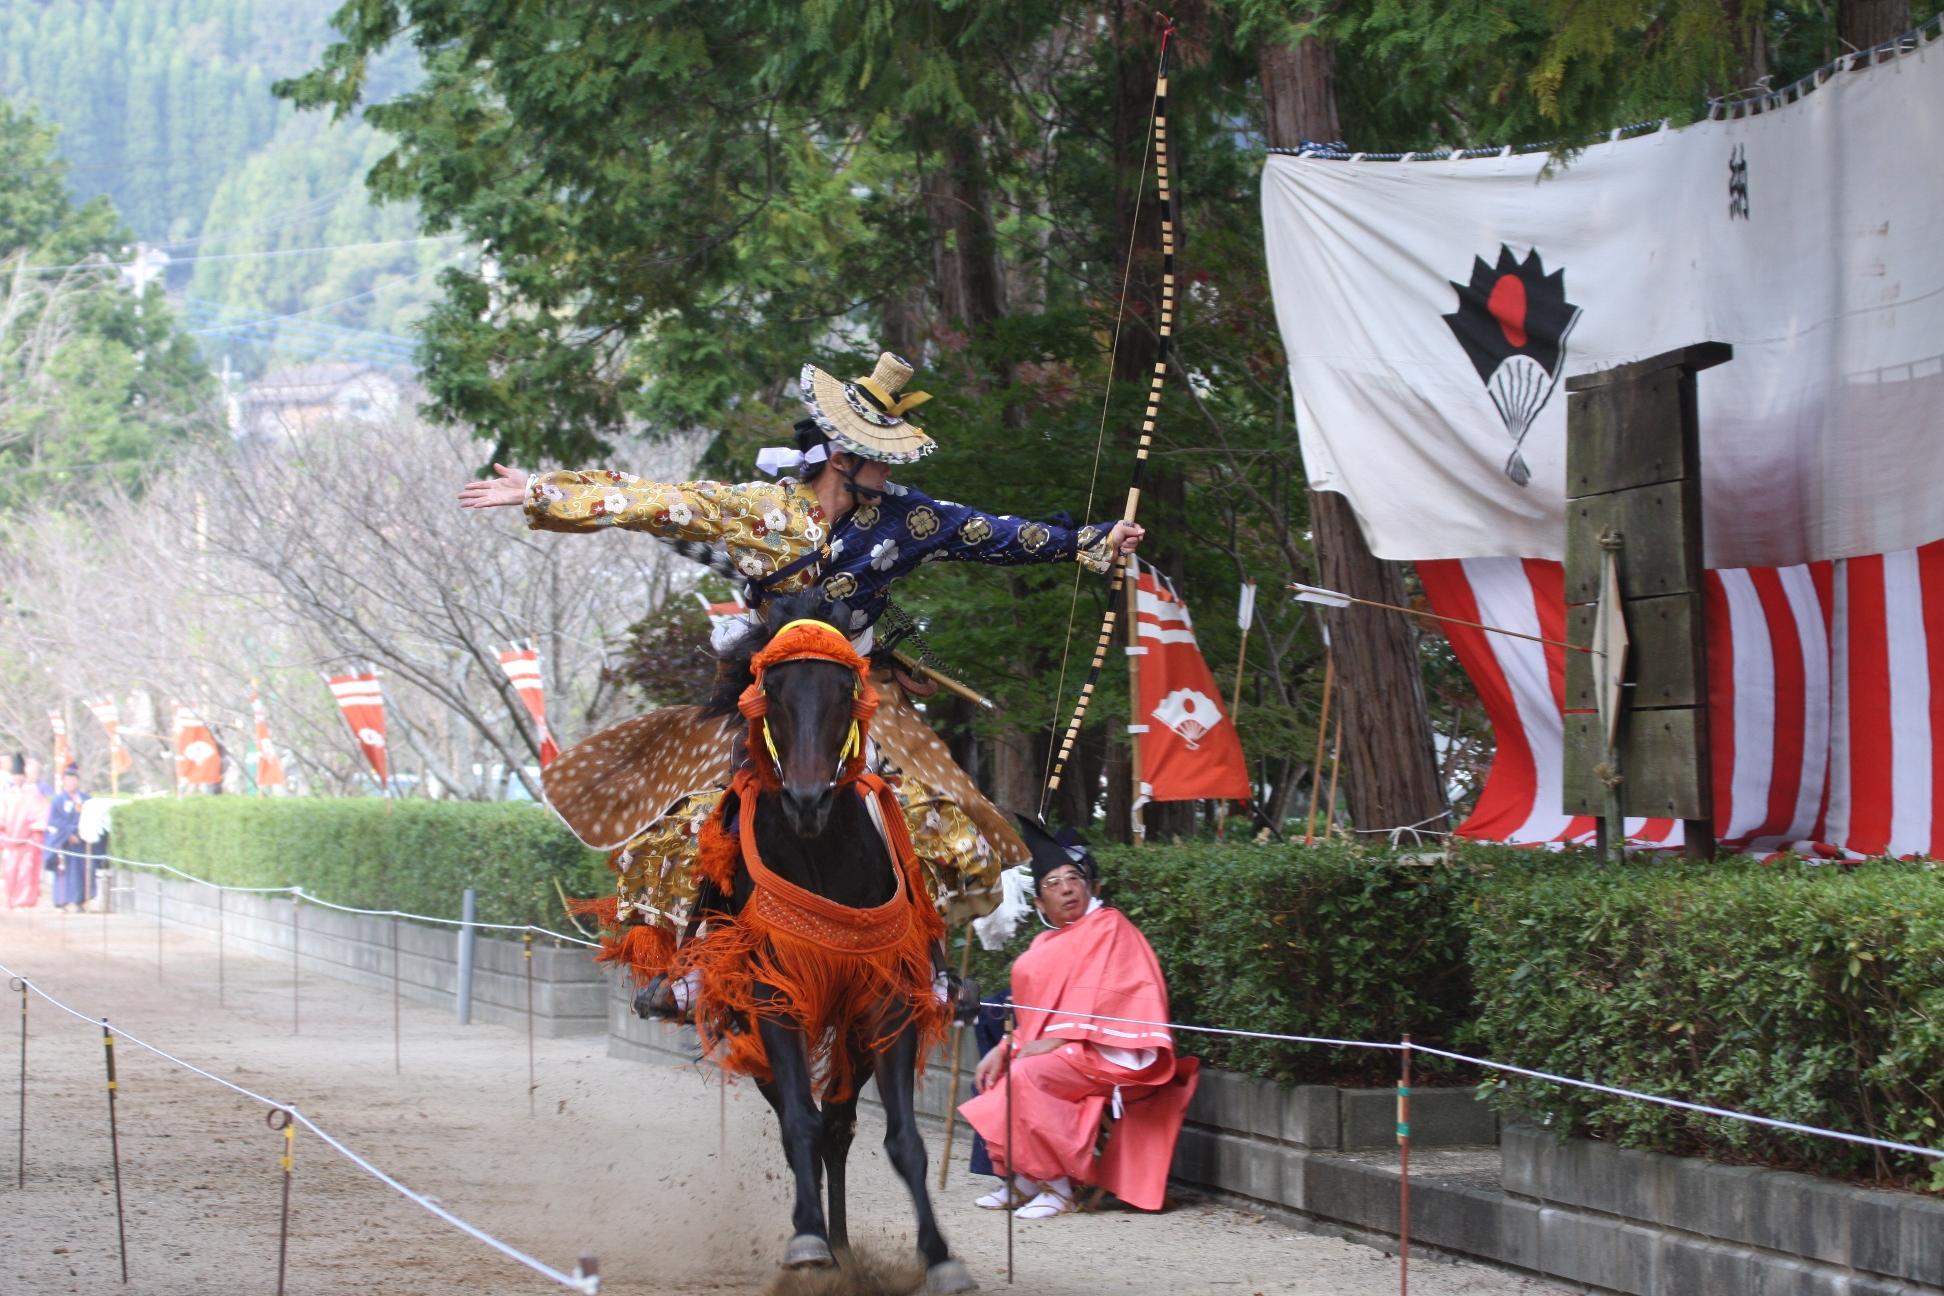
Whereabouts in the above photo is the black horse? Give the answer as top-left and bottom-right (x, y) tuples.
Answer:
(655, 597), (977, 1293)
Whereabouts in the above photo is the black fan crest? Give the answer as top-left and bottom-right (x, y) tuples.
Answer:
(1443, 246), (1580, 383)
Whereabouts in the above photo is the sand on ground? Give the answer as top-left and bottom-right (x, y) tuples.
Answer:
(0, 905), (1571, 1296)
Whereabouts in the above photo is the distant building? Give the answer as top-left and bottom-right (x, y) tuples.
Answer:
(235, 363), (410, 442)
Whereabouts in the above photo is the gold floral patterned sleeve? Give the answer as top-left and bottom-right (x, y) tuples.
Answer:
(524, 470), (828, 586)
(523, 470), (750, 540)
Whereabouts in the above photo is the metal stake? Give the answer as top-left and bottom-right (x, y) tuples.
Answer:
(938, 926), (975, 1189)
(1399, 1033), (1413, 1296)
(1004, 1012), (1015, 1286)
(269, 1109), (294, 1295)
(391, 920), (401, 1075)
(101, 1019), (129, 1283)
(11, 978), (25, 1189)
(155, 879), (163, 978)
(290, 893), (300, 1035)
(523, 931), (536, 1116)
(217, 888), (226, 1008)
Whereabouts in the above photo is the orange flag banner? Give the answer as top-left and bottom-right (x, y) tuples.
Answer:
(1131, 560), (1253, 805)
(250, 686), (286, 790)
(325, 670), (388, 784)
(48, 709), (69, 774)
(173, 704), (222, 788)
(84, 697), (133, 775)
(494, 642), (558, 767)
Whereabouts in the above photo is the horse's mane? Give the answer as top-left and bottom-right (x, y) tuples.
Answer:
(700, 592), (849, 718)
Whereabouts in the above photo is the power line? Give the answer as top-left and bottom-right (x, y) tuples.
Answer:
(180, 306), (418, 357)
(156, 186), (367, 252)
(21, 234), (468, 277)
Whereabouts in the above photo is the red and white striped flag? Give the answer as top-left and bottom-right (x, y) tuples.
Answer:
(1420, 542), (1944, 858)
(172, 704), (221, 788)
(325, 670), (388, 785)
(250, 686), (286, 790)
(84, 697), (132, 775)
(494, 642), (558, 767)
(48, 709), (69, 774)
(1131, 560), (1253, 804)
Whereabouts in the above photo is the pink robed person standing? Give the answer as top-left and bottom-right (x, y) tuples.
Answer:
(3, 754), (50, 910)
(958, 818), (1199, 1219)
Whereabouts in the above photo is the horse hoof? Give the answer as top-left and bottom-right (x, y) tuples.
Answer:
(926, 1257), (978, 1293)
(782, 1234), (835, 1269)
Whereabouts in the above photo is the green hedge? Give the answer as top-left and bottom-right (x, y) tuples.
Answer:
(969, 841), (1486, 1087)
(1468, 856), (1944, 1190)
(112, 796), (609, 928)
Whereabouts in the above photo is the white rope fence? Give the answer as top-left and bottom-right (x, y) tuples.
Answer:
(992, 1000), (1944, 1164)
(0, 833), (599, 948)
(17, 830), (1940, 1164)
(0, 957), (600, 1294)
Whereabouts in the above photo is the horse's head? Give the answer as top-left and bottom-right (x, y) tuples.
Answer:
(725, 599), (875, 839)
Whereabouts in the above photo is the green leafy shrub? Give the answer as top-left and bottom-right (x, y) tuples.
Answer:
(1467, 856), (1944, 1189)
(969, 841), (1486, 1086)
(112, 796), (608, 928)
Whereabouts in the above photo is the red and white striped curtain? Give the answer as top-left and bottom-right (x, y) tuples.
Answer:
(84, 698), (133, 775)
(494, 642), (558, 767)
(1421, 544), (1944, 857)
(172, 704), (222, 789)
(325, 670), (389, 786)
(250, 686), (287, 791)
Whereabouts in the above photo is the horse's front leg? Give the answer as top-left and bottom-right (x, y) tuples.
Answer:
(755, 1008), (834, 1269)
(819, 1049), (865, 1258)
(872, 1027), (978, 1293)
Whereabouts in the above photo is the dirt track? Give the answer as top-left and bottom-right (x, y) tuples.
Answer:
(0, 906), (1569, 1296)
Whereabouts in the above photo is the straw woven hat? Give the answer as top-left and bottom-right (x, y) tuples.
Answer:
(798, 351), (936, 464)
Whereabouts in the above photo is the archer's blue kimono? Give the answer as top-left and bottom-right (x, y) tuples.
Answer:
(43, 788), (91, 907)
(525, 472), (1116, 634)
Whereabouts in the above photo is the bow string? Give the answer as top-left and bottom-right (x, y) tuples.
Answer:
(1040, 17), (1178, 817)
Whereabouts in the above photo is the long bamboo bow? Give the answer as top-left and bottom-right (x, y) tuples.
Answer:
(1040, 16), (1179, 816)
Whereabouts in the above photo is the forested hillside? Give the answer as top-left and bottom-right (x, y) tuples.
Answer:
(0, 0), (447, 375)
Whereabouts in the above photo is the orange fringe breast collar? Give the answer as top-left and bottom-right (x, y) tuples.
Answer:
(681, 620), (946, 1097)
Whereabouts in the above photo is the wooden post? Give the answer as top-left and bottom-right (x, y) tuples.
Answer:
(1324, 714), (1344, 842)
(1303, 650), (1336, 845)
(1562, 343), (1730, 855)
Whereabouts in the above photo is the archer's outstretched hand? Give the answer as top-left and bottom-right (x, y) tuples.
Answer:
(456, 463), (529, 509)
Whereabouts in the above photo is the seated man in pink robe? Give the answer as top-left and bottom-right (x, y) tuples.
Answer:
(958, 818), (1199, 1219)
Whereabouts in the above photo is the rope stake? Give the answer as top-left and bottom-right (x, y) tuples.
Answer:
(101, 1018), (129, 1283)
(524, 931), (536, 1117)
(270, 1109), (295, 1295)
(11, 977), (24, 1189)
(1398, 1033), (1412, 1296)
